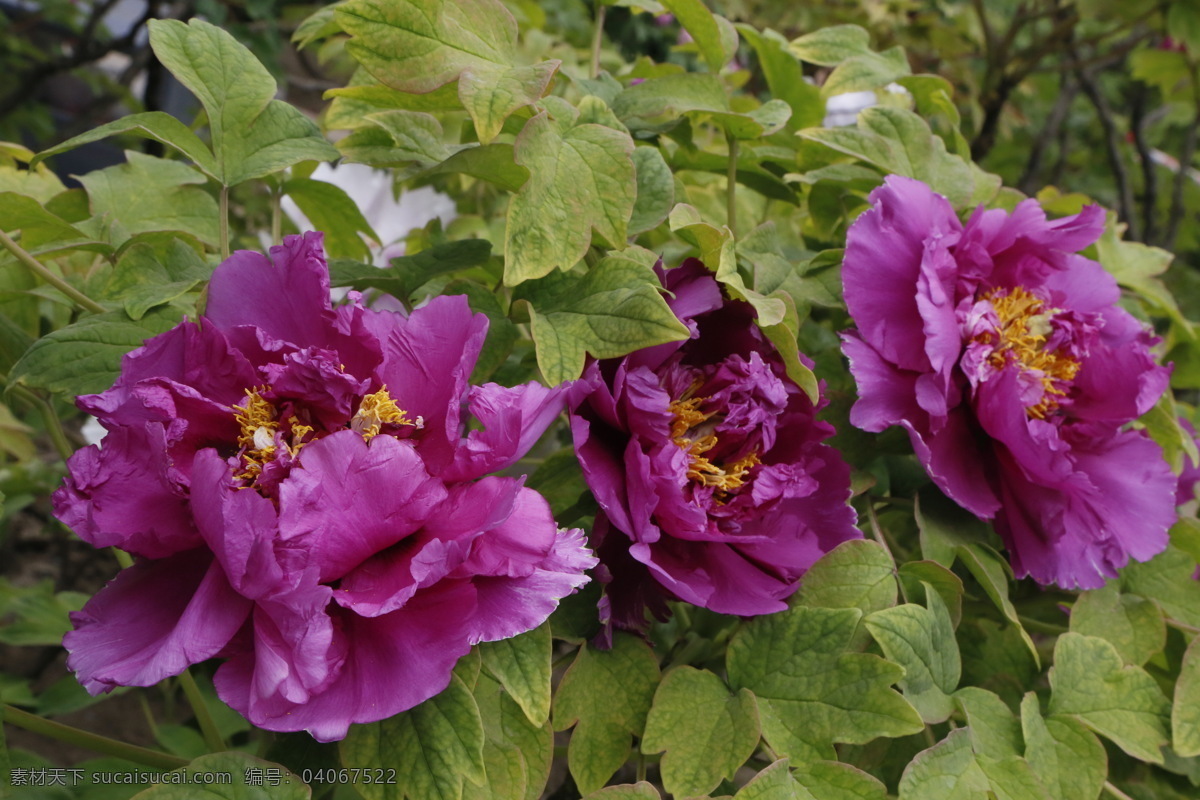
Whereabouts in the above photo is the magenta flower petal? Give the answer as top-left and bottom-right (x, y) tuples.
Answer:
(215, 583), (476, 743)
(842, 175), (1174, 588)
(205, 232), (338, 352)
(569, 259), (859, 631)
(444, 381), (575, 482)
(64, 551), (252, 692)
(53, 424), (200, 558)
(54, 233), (593, 740)
(278, 432), (448, 582)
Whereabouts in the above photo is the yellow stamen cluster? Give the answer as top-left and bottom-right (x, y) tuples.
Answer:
(668, 396), (760, 497)
(351, 386), (420, 442)
(232, 388), (314, 484)
(983, 286), (1081, 419)
(233, 388), (279, 482)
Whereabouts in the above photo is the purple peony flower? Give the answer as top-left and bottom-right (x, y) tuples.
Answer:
(54, 232), (595, 742)
(841, 175), (1175, 589)
(568, 260), (860, 634)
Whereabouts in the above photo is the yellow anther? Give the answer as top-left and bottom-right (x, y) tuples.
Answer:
(351, 386), (419, 442)
(668, 395), (759, 499)
(982, 287), (1081, 419)
(233, 388), (279, 483)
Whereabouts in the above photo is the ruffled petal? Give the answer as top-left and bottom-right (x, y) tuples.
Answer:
(65, 551), (251, 693)
(52, 424), (200, 559)
(278, 431), (447, 582)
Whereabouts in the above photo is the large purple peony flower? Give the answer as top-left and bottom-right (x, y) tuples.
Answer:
(53, 232), (595, 742)
(841, 175), (1175, 589)
(568, 260), (860, 633)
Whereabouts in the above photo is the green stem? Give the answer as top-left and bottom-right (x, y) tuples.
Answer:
(271, 183), (283, 247)
(590, 2), (607, 79)
(0, 228), (106, 314)
(1168, 617), (1200, 636)
(2, 704), (187, 770)
(726, 132), (739, 237)
(1017, 614), (1069, 635)
(219, 185), (230, 260)
(8, 384), (74, 462)
(1103, 781), (1137, 800)
(177, 669), (226, 753)
(635, 751), (647, 783)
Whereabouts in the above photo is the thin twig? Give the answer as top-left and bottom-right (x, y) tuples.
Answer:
(0, 229), (106, 314)
(2, 704), (187, 770)
(1018, 70), (1077, 194)
(1074, 54), (1141, 240)
(1130, 88), (1159, 243)
(1164, 61), (1200, 248)
(590, 3), (607, 79)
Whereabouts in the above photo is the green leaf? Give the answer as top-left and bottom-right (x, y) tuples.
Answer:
(459, 62), (561, 145)
(78, 151), (220, 247)
(737, 26), (824, 131)
(897, 561), (964, 628)
(796, 539), (897, 617)
(640, 667), (760, 798)
(614, 73), (791, 139)
(661, 0), (738, 72)
(1069, 582), (1166, 667)
(581, 784), (661, 800)
(0, 191), (102, 252)
(148, 19), (338, 185)
(0, 163), (64, 205)
(791, 761), (886, 800)
(424, 144), (529, 192)
(798, 107), (974, 208)
(788, 25), (877, 66)
(897, 729), (990, 800)
(100, 240), (209, 320)
(341, 672), (486, 800)
(552, 633), (661, 795)
(1094, 217), (1193, 336)
(339, 0), (519, 93)
(1048, 632), (1171, 763)
(30, 112), (218, 181)
(283, 178), (380, 261)
(789, 26), (910, 98)
(1121, 544), (1200, 629)
(629, 146), (674, 235)
(1174, 635), (1200, 758)
(864, 585), (960, 723)
(9, 309), (183, 395)
(1020, 693), (1107, 800)
(734, 759), (817, 800)
(329, 239), (494, 298)
(504, 109), (636, 284)
(956, 543), (1039, 666)
(726, 606), (924, 762)
(479, 623), (551, 726)
(522, 246), (689, 385)
(954, 687), (1022, 760)
(129, 752), (308, 799)
(0, 579), (87, 646)
(469, 673), (553, 800)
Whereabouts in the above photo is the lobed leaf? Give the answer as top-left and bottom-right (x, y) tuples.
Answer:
(341, 672), (486, 800)
(726, 605), (923, 763)
(553, 634), (661, 795)
(640, 667), (760, 798)
(1048, 632), (1171, 764)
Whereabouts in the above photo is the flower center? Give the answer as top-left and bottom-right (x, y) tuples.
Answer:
(981, 286), (1081, 419)
(668, 395), (760, 497)
(233, 387), (311, 483)
(350, 386), (421, 441)
(231, 385), (421, 486)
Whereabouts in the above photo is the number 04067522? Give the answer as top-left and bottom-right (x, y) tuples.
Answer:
(301, 768), (398, 785)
